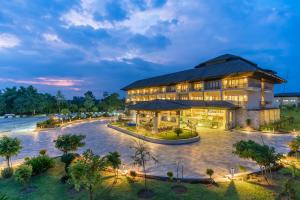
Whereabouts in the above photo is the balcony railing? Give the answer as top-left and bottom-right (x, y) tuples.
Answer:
(248, 81), (261, 88)
(226, 100), (247, 106)
(223, 84), (248, 89)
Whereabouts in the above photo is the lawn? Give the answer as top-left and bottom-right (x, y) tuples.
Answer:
(0, 159), (279, 200)
(111, 122), (198, 140)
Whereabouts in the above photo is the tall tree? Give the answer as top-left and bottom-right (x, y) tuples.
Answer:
(84, 91), (96, 113)
(0, 136), (22, 168)
(130, 140), (157, 190)
(56, 90), (65, 113)
(98, 93), (124, 112)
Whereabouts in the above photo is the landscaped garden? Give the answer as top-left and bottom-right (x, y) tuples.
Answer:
(1, 118), (300, 200)
(0, 131), (300, 199)
(110, 121), (198, 140)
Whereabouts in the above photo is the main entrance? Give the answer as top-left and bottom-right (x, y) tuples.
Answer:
(181, 108), (227, 130)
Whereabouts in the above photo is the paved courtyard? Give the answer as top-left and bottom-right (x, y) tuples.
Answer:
(0, 120), (295, 179)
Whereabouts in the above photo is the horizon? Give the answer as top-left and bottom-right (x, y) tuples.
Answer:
(0, 0), (299, 98)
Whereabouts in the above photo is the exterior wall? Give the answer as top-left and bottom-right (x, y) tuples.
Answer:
(235, 108), (280, 129)
(126, 76), (273, 111)
(126, 75), (281, 130)
(247, 90), (261, 109)
(275, 97), (300, 107)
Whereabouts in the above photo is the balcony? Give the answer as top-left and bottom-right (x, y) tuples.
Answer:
(260, 101), (273, 108)
(226, 100), (247, 107)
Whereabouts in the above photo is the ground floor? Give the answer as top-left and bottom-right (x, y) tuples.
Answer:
(131, 107), (281, 132)
(133, 108), (235, 132)
(128, 100), (281, 131)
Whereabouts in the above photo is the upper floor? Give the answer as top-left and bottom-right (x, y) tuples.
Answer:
(125, 76), (276, 109)
(122, 54), (286, 109)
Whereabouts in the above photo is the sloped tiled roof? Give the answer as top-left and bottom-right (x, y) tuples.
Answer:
(128, 99), (239, 111)
(122, 54), (286, 91)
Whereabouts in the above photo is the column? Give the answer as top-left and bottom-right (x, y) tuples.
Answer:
(136, 111), (140, 128)
(152, 112), (158, 133)
(176, 110), (181, 128)
(157, 112), (161, 128)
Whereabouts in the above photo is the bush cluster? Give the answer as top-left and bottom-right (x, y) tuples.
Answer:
(25, 155), (54, 175)
(1, 167), (13, 179)
(14, 164), (32, 185)
(37, 119), (60, 128)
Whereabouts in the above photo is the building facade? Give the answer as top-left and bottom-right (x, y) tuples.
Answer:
(275, 93), (300, 107)
(122, 54), (286, 132)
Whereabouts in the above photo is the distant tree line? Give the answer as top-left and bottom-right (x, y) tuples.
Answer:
(0, 86), (125, 115)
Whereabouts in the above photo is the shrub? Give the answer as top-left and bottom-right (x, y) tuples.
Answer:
(129, 170), (137, 181)
(36, 119), (59, 128)
(174, 128), (183, 137)
(39, 149), (47, 156)
(14, 164), (32, 186)
(1, 167), (13, 179)
(167, 171), (173, 181)
(25, 155), (54, 175)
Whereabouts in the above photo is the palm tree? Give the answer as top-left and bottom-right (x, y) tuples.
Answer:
(130, 140), (157, 190)
(0, 136), (22, 168)
(106, 151), (121, 183)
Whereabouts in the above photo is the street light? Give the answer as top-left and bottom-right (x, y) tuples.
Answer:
(230, 167), (235, 179)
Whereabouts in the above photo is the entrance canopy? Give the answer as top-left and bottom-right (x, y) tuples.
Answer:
(128, 99), (239, 111)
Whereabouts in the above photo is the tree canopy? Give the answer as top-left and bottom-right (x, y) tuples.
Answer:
(0, 86), (124, 115)
(0, 136), (22, 168)
(69, 149), (107, 200)
(54, 134), (86, 155)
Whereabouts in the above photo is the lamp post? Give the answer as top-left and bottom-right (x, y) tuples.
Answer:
(230, 167), (235, 179)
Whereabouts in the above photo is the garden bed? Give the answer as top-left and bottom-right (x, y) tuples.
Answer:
(108, 123), (200, 145)
(0, 158), (286, 200)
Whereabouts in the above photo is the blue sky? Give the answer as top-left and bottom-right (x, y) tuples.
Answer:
(0, 0), (299, 98)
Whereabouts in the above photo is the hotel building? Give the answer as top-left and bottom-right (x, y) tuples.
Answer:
(122, 54), (286, 132)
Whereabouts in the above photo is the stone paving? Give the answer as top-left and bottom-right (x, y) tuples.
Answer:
(0, 120), (295, 179)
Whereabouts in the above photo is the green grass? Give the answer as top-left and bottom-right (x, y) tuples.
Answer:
(111, 122), (197, 140)
(0, 159), (277, 200)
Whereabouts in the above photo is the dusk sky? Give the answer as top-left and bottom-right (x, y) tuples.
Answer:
(0, 0), (299, 98)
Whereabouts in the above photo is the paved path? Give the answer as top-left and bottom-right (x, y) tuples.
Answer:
(0, 120), (295, 179)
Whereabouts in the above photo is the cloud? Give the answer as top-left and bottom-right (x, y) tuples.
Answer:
(0, 77), (83, 87)
(42, 33), (62, 42)
(60, 0), (113, 30)
(0, 33), (20, 49)
(0, 0), (299, 96)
